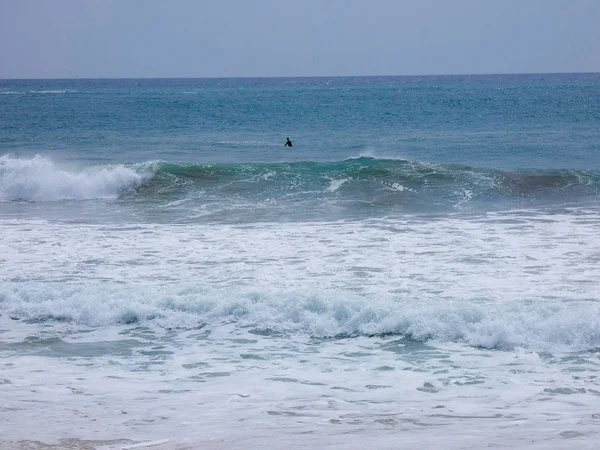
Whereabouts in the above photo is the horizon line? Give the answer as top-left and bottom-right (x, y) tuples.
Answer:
(1, 71), (599, 81)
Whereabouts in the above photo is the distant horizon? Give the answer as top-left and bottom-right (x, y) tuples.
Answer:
(2, 1), (598, 79)
(2, 71), (599, 82)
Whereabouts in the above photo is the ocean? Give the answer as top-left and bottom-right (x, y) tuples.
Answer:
(1, 74), (600, 449)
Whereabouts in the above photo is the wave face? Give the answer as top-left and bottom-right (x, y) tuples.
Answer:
(134, 157), (600, 204)
(1, 156), (599, 216)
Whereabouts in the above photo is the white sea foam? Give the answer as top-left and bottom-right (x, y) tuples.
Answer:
(260, 170), (277, 180)
(2, 282), (600, 351)
(1, 211), (600, 351)
(0, 155), (152, 202)
(3, 318), (598, 449)
(29, 90), (73, 94)
(326, 178), (348, 192)
(454, 188), (474, 206)
(2, 212), (600, 448)
(348, 149), (410, 161)
(385, 182), (408, 192)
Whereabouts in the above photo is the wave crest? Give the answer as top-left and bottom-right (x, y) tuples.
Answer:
(0, 155), (153, 202)
(2, 283), (600, 352)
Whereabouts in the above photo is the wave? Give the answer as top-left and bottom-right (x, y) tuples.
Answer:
(133, 157), (600, 210)
(2, 282), (600, 352)
(0, 155), (154, 202)
(1, 155), (599, 207)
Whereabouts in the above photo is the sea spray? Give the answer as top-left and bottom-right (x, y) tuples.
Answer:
(0, 155), (155, 202)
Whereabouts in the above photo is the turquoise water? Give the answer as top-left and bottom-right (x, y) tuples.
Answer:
(1, 74), (600, 224)
(1, 74), (600, 449)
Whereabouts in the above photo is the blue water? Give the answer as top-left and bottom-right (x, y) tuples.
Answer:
(2, 74), (600, 224)
(2, 74), (600, 167)
(2, 74), (600, 448)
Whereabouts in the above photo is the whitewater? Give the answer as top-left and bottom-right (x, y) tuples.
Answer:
(1, 75), (600, 449)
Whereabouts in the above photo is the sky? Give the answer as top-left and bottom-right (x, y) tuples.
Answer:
(0, 0), (599, 79)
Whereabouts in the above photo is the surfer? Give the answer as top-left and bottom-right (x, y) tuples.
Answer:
(284, 137), (293, 147)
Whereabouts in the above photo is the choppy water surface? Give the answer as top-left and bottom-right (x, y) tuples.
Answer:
(1, 75), (600, 449)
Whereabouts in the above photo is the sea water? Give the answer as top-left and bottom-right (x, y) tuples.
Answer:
(1, 74), (600, 449)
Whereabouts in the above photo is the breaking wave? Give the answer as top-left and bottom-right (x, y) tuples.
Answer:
(2, 283), (600, 352)
(0, 155), (155, 202)
(1, 155), (599, 208)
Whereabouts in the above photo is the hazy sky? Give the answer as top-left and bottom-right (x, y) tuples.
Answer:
(1, 0), (599, 78)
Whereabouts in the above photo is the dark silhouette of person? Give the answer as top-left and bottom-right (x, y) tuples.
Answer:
(284, 137), (293, 147)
